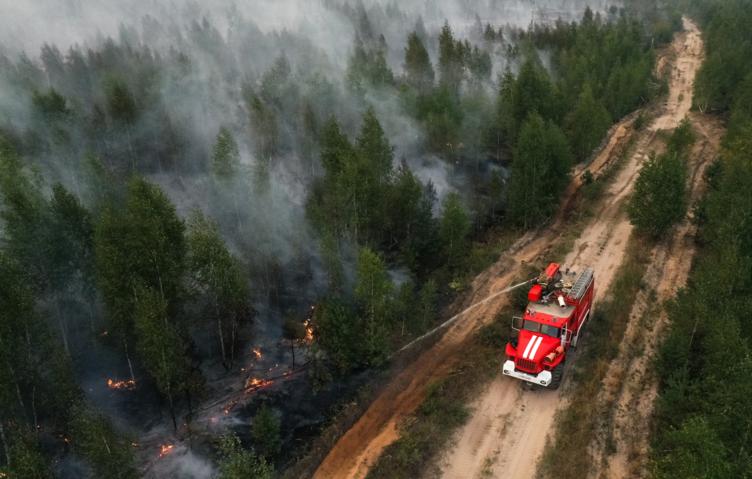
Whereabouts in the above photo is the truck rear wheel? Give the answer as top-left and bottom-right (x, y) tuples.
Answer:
(550, 363), (564, 389)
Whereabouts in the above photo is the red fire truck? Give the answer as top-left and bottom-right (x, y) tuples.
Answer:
(502, 263), (594, 389)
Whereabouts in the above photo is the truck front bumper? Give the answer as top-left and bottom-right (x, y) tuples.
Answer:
(502, 360), (552, 387)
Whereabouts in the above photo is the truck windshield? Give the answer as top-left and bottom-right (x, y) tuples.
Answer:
(523, 320), (541, 332)
(523, 321), (561, 338)
(541, 325), (561, 337)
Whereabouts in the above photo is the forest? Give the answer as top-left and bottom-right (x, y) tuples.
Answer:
(651, 0), (752, 477)
(0, 1), (689, 478)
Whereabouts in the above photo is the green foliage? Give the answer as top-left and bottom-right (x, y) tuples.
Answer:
(366, 380), (469, 479)
(347, 37), (394, 91)
(212, 127), (240, 178)
(507, 59), (561, 138)
(507, 113), (573, 228)
(106, 78), (137, 124)
(32, 88), (70, 118)
(438, 193), (471, 273)
(403, 32), (434, 90)
(48, 183), (95, 290)
(308, 109), (440, 277)
(0, 147), (53, 292)
(385, 165), (438, 273)
(0, 253), (79, 426)
(133, 287), (189, 429)
(653, 417), (732, 479)
(315, 299), (359, 374)
(3, 429), (52, 479)
(187, 212), (249, 367)
(252, 404), (282, 459)
(95, 177), (186, 339)
(667, 118), (695, 155)
(246, 92), (279, 164)
(415, 279), (438, 332)
(650, 4), (752, 474)
(438, 22), (464, 93)
(565, 84), (612, 161)
(355, 247), (393, 366)
(217, 434), (274, 479)
(693, 0), (752, 113)
(68, 404), (138, 479)
(627, 152), (687, 238)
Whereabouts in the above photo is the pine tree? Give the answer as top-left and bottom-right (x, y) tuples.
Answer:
(403, 31), (434, 90)
(438, 193), (471, 273)
(217, 434), (273, 479)
(187, 212), (249, 368)
(133, 287), (189, 431)
(627, 152), (687, 238)
(355, 247), (393, 365)
(355, 108), (394, 242)
(212, 127), (240, 179)
(315, 298), (357, 373)
(438, 22), (463, 93)
(510, 59), (560, 134)
(95, 177), (186, 382)
(507, 113), (573, 228)
(356, 107), (393, 184)
(565, 84), (611, 161)
(252, 405), (281, 459)
(68, 404), (138, 479)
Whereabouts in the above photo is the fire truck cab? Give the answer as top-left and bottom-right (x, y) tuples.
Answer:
(502, 263), (594, 389)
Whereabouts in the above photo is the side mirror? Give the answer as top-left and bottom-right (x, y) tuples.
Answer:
(512, 316), (523, 331)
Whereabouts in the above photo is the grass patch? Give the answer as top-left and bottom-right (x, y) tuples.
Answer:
(536, 238), (651, 479)
(366, 315), (511, 479)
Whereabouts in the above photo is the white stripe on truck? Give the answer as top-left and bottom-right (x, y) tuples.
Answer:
(529, 336), (544, 359)
(522, 335), (537, 359)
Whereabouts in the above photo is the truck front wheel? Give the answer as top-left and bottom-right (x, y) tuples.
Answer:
(550, 363), (564, 389)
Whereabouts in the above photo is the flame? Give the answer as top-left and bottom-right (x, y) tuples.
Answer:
(107, 378), (136, 390)
(158, 444), (175, 458)
(304, 318), (314, 343)
(252, 347), (262, 359)
(245, 377), (272, 390)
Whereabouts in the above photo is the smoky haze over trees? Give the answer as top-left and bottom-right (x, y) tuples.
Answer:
(0, 0), (683, 477)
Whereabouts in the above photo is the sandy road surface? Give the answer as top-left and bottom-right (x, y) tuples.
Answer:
(313, 18), (705, 479)
(438, 18), (706, 479)
(588, 112), (724, 479)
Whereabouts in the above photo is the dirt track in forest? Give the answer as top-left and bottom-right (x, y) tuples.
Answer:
(439, 18), (710, 479)
(313, 18), (709, 479)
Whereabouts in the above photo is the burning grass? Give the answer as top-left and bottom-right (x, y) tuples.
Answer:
(107, 378), (136, 390)
(536, 238), (650, 479)
(158, 444), (175, 458)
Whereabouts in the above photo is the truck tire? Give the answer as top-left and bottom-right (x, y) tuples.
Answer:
(550, 363), (564, 389)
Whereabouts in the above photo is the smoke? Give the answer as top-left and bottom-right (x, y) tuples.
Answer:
(0, 0), (622, 475)
(147, 444), (216, 479)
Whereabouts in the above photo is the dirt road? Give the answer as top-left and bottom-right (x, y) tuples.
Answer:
(587, 111), (724, 479)
(438, 18), (708, 479)
(313, 18), (707, 479)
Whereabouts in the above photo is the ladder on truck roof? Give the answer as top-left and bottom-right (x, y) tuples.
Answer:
(568, 268), (594, 300)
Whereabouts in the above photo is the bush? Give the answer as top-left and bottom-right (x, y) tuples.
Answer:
(627, 152), (687, 238)
(252, 405), (282, 459)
